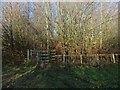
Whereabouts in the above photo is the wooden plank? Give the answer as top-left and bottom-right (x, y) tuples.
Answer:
(50, 50), (56, 52)
(40, 54), (49, 56)
(50, 56), (56, 58)
(40, 55), (49, 57)
(40, 58), (49, 60)
(40, 51), (48, 53)
(40, 56), (49, 58)
(50, 59), (56, 60)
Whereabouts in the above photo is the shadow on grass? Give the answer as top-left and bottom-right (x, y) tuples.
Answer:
(13, 63), (92, 88)
(6, 63), (119, 88)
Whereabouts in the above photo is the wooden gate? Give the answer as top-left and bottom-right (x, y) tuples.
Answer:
(27, 49), (56, 68)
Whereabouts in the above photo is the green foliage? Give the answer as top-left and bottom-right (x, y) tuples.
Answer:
(3, 63), (119, 88)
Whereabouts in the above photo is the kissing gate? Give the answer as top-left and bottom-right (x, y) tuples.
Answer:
(27, 49), (56, 67)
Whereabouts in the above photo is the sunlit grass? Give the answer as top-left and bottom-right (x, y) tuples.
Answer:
(3, 63), (118, 88)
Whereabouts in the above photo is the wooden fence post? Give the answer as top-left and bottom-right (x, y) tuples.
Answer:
(27, 49), (30, 61)
(30, 49), (32, 60)
(36, 52), (39, 62)
(80, 55), (83, 64)
(112, 54), (116, 63)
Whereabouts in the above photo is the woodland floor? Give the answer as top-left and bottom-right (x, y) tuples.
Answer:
(2, 61), (119, 88)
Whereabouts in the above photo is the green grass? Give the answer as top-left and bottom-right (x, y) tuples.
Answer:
(2, 63), (119, 88)
(74, 64), (119, 88)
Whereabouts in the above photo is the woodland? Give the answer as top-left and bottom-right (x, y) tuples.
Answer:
(1, 2), (119, 88)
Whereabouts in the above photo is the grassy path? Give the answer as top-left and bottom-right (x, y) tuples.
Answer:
(2, 62), (37, 88)
(2, 63), (119, 88)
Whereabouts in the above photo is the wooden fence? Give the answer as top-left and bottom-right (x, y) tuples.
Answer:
(27, 49), (119, 67)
